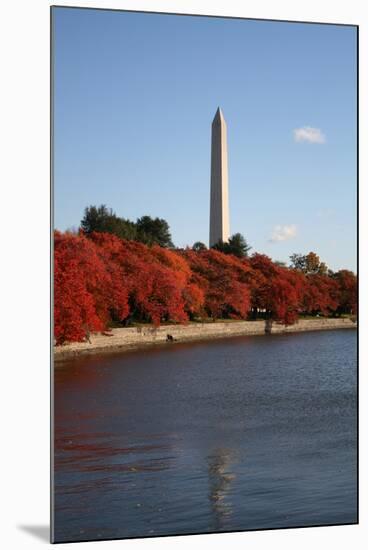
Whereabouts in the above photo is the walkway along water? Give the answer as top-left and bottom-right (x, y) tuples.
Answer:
(54, 317), (356, 360)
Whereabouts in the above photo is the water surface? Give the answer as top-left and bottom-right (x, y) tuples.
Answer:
(53, 329), (357, 542)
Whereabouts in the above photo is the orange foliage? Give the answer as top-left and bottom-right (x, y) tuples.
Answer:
(333, 270), (357, 314)
(183, 249), (251, 319)
(248, 254), (302, 325)
(54, 231), (129, 344)
(54, 231), (357, 344)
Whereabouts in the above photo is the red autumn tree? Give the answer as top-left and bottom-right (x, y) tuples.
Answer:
(249, 254), (304, 325)
(332, 270), (357, 315)
(183, 249), (251, 320)
(89, 236), (193, 325)
(302, 274), (339, 316)
(150, 245), (205, 319)
(54, 231), (129, 344)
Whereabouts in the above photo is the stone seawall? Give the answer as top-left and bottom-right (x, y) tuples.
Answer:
(54, 318), (356, 361)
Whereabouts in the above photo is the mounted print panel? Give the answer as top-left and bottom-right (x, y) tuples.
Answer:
(51, 6), (358, 544)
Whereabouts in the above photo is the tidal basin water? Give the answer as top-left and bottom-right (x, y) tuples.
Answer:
(53, 329), (357, 542)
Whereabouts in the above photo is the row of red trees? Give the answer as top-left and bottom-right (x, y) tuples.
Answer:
(54, 231), (357, 344)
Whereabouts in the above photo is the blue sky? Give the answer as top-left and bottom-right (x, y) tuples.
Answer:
(53, 8), (357, 271)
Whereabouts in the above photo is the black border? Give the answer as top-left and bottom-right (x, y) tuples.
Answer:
(50, 5), (55, 545)
(356, 22), (360, 529)
(50, 4), (359, 544)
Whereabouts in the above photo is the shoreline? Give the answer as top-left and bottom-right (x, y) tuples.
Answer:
(54, 318), (356, 362)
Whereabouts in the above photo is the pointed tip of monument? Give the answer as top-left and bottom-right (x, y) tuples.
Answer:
(213, 106), (225, 122)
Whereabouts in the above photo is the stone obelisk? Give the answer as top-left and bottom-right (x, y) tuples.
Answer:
(209, 107), (230, 247)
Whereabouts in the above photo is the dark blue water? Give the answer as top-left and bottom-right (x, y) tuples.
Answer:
(53, 329), (357, 542)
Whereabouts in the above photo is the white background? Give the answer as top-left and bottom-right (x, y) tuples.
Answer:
(0, 0), (366, 548)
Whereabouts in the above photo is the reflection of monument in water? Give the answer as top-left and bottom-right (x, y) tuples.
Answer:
(207, 448), (236, 530)
(209, 107), (230, 247)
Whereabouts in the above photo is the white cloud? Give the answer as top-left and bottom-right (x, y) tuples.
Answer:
(293, 126), (326, 144)
(269, 224), (297, 243)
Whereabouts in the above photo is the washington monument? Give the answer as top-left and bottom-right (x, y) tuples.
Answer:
(209, 107), (230, 247)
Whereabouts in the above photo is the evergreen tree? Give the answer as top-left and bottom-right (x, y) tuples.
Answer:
(192, 241), (207, 251)
(212, 233), (251, 258)
(136, 215), (174, 248)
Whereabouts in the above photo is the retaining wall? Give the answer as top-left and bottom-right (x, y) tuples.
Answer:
(54, 317), (356, 361)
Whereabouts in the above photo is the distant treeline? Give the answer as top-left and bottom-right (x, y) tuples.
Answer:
(80, 205), (174, 248)
(55, 223), (357, 345)
(79, 205), (251, 257)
